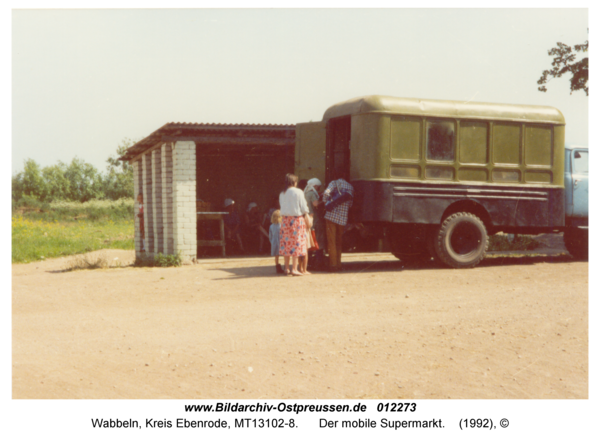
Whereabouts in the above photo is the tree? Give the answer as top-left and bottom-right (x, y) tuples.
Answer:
(103, 138), (135, 200)
(12, 174), (23, 203)
(42, 163), (71, 201)
(12, 138), (136, 205)
(106, 137), (134, 174)
(19, 159), (47, 200)
(64, 157), (105, 202)
(538, 41), (588, 96)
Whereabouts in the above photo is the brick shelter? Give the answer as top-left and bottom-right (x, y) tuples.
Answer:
(120, 123), (295, 262)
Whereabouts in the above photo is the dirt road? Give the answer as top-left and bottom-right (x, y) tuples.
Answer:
(12, 249), (588, 399)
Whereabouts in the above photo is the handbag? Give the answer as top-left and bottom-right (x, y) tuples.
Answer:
(325, 180), (353, 212)
(304, 214), (318, 251)
(308, 229), (319, 251)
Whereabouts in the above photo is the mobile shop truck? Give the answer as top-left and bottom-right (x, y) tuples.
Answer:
(295, 95), (588, 268)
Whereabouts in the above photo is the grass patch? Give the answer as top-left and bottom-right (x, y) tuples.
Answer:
(488, 234), (541, 252)
(12, 199), (135, 263)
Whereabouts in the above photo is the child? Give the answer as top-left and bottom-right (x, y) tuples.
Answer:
(137, 193), (146, 252)
(269, 209), (284, 274)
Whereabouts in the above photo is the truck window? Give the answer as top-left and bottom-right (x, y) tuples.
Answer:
(493, 123), (521, 165)
(525, 125), (552, 166)
(459, 121), (488, 164)
(391, 116), (421, 160)
(573, 150), (588, 174)
(426, 120), (455, 162)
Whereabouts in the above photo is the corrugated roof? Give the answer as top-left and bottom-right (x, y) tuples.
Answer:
(120, 122), (296, 161)
(166, 122), (295, 128)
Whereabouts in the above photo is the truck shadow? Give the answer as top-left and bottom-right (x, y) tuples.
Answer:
(343, 254), (579, 273)
(207, 254), (581, 279)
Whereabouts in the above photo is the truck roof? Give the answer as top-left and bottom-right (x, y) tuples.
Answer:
(322, 95), (565, 125)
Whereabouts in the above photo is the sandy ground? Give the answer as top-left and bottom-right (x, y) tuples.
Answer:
(13, 241), (588, 399)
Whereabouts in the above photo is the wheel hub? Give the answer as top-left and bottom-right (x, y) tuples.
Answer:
(449, 222), (481, 256)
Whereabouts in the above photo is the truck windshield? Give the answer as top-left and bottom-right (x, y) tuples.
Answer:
(573, 150), (588, 174)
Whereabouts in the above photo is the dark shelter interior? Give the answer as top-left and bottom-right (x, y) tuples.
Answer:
(193, 124), (296, 255)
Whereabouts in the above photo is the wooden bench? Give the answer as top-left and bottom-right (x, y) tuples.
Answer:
(197, 212), (228, 257)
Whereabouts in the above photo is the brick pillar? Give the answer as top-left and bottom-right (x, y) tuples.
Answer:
(152, 148), (164, 254)
(172, 141), (197, 263)
(133, 160), (142, 257)
(162, 143), (174, 255)
(142, 153), (154, 256)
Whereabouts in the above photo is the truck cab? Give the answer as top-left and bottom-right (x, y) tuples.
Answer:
(563, 145), (588, 259)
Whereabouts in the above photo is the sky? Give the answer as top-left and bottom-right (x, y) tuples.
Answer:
(11, 8), (589, 174)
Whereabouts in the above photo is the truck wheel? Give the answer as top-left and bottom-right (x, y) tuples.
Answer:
(564, 228), (588, 260)
(434, 212), (488, 268)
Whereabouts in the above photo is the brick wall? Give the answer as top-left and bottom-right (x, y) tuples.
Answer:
(142, 153), (154, 256)
(133, 161), (142, 256)
(161, 143), (174, 255)
(152, 149), (164, 254)
(172, 141), (197, 263)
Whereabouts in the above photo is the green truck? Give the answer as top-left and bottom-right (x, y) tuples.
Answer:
(296, 95), (574, 268)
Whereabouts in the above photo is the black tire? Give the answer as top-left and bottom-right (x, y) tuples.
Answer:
(434, 212), (488, 268)
(564, 228), (588, 260)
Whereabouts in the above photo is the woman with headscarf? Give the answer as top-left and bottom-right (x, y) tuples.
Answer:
(304, 178), (326, 270)
(279, 173), (310, 276)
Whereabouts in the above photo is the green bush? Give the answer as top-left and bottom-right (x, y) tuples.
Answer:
(488, 234), (541, 252)
(153, 253), (182, 267)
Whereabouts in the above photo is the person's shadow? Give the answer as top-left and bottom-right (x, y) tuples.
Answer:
(205, 253), (578, 279)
